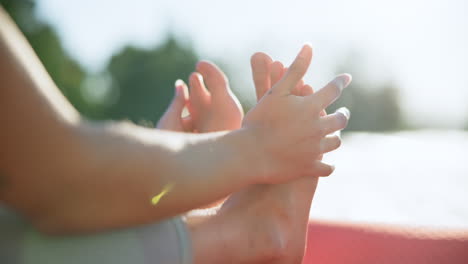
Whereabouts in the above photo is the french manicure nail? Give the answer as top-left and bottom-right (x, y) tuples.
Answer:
(337, 107), (350, 119)
(340, 73), (352, 88)
(175, 79), (184, 87)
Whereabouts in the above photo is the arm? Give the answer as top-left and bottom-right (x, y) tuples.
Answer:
(0, 7), (350, 235)
(0, 8), (258, 234)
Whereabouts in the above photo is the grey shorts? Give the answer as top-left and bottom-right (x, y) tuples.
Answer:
(0, 207), (192, 264)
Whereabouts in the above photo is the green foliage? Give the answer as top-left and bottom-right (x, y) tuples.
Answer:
(2, 0), (407, 131)
(105, 37), (198, 123)
(327, 80), (404, 131)
(1, 0), (92, 116)
(2, 0), (199, 123)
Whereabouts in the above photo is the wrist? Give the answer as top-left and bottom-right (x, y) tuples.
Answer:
(220, 128), (266, 185)
(170, 130), (257, 209)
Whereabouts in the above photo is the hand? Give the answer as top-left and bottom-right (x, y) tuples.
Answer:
(189, 47), (352, 263)
(156, 61), (243, 133)
(251, 51), (332, 162)
(243, 44), (351, 184)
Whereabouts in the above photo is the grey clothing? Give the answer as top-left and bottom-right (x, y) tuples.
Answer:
(0, 207), (192, 264)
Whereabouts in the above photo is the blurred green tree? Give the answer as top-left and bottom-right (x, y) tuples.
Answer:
(327, 82), (404, 131)
(327, 58), (405, 131)
(105, 36), (199, 124)
(3, 0), (406, 131)
(2, 0), (200, 123)
(1, 0), (95, 117)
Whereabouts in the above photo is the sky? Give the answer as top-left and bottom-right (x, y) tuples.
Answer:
(35, 0), (468, 128)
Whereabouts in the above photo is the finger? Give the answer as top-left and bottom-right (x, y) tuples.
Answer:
(156, 80), (188, 130)
(182, 116), (193, 132)
(301, 85), (326, 116)
(292, 79), (304, 96)
(309, 74), (352, 110)
(301, 84), (314, 96)
(275, 44), (313, 92)
(270, 61), (284, 87)
(196, 61), (230, 97)
(318, 107), (350, 136)
(251, 52), (273, 101)
(170, 79), (189, 114)
(309, 161), (335, 177)
(319, 134), (342, 154)
(188, 72), (211, 118)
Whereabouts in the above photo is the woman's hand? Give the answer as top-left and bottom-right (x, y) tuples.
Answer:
(242, 44), (351, 184)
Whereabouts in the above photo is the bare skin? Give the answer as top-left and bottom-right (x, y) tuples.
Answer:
(157, 55), (350, 263)
(0, 7), (350, 235)
(156, 61), (244, 133)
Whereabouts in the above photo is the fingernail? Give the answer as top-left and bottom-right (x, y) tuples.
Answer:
(175, 79), (185, 88)
(196, 73), (204, 82)
(337, 107), (350, 119)
(333, 74), (352, 91)
(330, 165), (336, 173)
(340, 74), (352, 88)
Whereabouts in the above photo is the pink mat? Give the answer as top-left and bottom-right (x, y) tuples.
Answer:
(302, 221), (468, 263)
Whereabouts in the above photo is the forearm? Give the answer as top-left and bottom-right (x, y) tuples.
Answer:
(51, 122), (257, 233)
(2, 118), (259, 234)
(0, 8), (259, 234)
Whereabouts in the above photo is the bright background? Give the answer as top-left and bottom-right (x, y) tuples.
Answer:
(2, 0), (468, 229)
(35, 0), (468, 128)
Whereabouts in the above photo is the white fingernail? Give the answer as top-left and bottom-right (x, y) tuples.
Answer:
(334, 74), (352, 91)
(341, 74), (352, 88)
(337, 107), (350, 119)
(175, 79), (185, 87)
